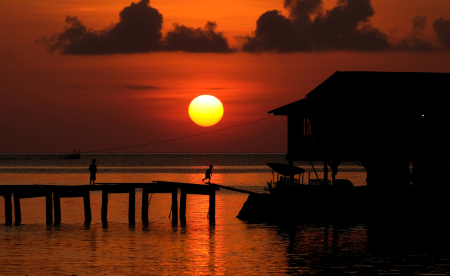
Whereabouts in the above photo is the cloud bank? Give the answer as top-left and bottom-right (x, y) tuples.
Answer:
(434, 17), (450, 49)
(242, 0), (450, 52)
(38, 0), (163, 54)
(396, 16), (433, 52)
(243, 0), (388, 52)
(37, 0), (450, 54)
(37, 0), (234, 54)
(165, 22), (235, 53)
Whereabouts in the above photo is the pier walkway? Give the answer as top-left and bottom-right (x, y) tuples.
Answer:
(0, 181), (245, 226)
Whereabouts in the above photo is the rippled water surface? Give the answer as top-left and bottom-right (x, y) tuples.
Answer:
(1, 154), (449, 275)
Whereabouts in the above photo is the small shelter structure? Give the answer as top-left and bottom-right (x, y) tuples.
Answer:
(269, 71), (450, 189)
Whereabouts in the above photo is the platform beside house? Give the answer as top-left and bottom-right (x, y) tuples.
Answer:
(238, 71), (450, 223)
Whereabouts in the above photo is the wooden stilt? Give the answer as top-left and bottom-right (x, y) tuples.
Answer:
(209, 189), (215, 224)
(142, 189), (149, 224)
(129, 189), (135, 225)
(46, 193), (53, 225)
(289, 160), (294, 186)
(171, 188), (178, 224)
(180, 189), (187, 223)
(101, 189), (108, 223)
(4, 193), (12, 226)
(84, 191), (91, 225)
(13, 194), (21, 226)
(54, 193), (61, 225)
(324, 160), (328, 185)
(1, 182), (221, 226)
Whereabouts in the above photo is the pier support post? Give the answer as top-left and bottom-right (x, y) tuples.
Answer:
(129, 189), (135, 225)
(324, 160), (328, 185)
(142, 189), (149, 225)
(54, 193), (61, 225)
(84, 191), (91, 225)
(171, 188), (178, 224)
(13, 194), (21, 226)
(46, 193), (53, 225)
(209, 189), (215, 224)
(101, 189), (108, 223)
(4, 193), (12, 226)
(180, 189), (187, 223)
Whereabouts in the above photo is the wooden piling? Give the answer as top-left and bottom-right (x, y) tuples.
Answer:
(171, 188), (178, 224)
(84, 191), (91, 224)
(129, 189), (135, 225)
(4, 193), (12, 226)
(180, 189), (187, 223)
(46, 193), (53, 225)
(209, 189), (215, 223)
(13, 194), (21, 226)
(54, 193), (61, 225)
(1, 182), (222, 226)
(141, 189), (149, 224)
(101, 189), (108, 223)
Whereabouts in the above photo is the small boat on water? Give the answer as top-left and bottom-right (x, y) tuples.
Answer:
(265, 162), (351, 193)
(238, 162), (361, 223)
(265, 162), (306, 191)
(65, 149), (81, 159)
(238, 162), (450, 224)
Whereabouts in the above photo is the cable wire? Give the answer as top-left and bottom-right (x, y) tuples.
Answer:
(84, 116), (276, 153)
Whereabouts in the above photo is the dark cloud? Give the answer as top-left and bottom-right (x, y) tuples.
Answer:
(123, 85), (158, 90)
(37, 1), (233, 54)
(242, 10), (310, 52)
(396, 16), (433, 52)
(37, 0), (163, 54)
(36, 0), (450, 54)
(164, 21), (234, 53)
(412, 16), (427, 36)
(242, 0), (389, 52)
(433, 17), (450, 48)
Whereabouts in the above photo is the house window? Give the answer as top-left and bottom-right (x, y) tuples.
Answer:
(303, 118), (312, 137)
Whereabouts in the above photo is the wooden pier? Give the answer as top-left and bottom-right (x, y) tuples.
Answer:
(0, 181), (222, 226)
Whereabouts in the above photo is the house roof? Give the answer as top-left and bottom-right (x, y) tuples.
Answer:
(268, 71), (450, 116)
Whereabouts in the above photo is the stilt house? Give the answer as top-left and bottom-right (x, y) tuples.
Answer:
(269, 71), (450, 189)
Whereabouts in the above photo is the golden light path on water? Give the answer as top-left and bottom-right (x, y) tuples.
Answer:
(1, 171), (450, 274)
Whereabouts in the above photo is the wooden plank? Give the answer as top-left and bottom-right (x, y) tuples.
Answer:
(171, 188), (178, 224)
(13, 194), (21, 226)
(211, 184), (259, 195)
(54, 193), (61, 225)
(180, 189), (187, 223)
(101, 190), (108, 224)
(4, 193), (12, 226)
(142, 189), (149, 225)
(129, 190), (135, 225)
(46, 193), (53, 225)
(209, 190), (215, 224)
(84, 191), (91, 225)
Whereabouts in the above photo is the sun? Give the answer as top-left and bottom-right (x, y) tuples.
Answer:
(189, 95), (224, 127)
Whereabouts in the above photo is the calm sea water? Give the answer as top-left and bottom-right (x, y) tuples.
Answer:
(1, 153), (449, 275)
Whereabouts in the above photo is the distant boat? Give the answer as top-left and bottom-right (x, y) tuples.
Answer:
(65, 149), (81, 159)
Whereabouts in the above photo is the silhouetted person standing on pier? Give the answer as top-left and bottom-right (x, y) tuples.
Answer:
(89, 159), (97, 185)
(202, 165), (213, 184)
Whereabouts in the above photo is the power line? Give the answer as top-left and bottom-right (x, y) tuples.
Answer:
(84, 116), (277, 153)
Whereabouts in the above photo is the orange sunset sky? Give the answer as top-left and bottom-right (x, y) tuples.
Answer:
(1, 0), (450, 153)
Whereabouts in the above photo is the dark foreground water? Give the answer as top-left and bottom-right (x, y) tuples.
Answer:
(0, 153), (448, 275)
